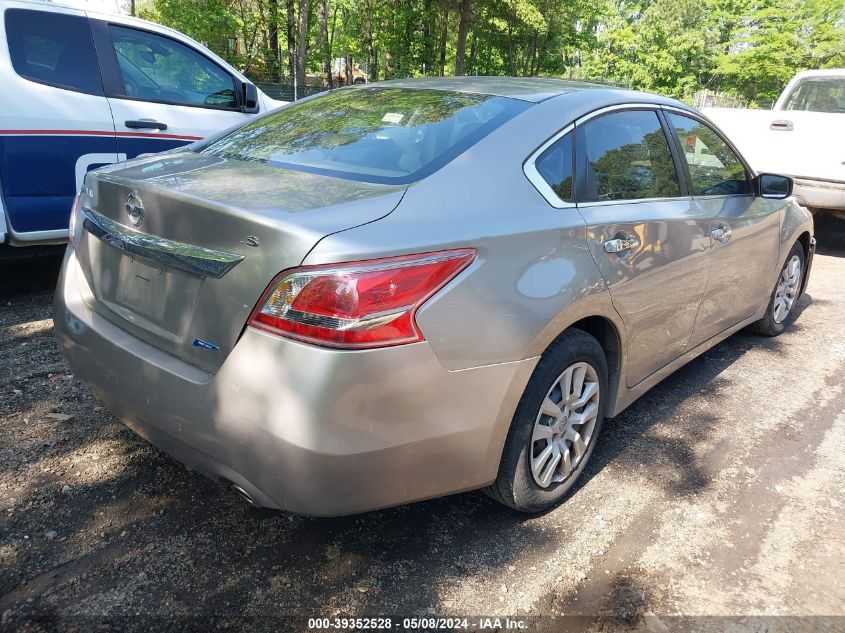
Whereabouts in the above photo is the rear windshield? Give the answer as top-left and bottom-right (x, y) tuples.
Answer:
(201, 87), (530, 184)
(782, 77), (845, 113)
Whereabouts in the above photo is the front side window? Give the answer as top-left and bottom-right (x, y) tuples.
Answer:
(667, 113), (750, 196)
(202, 87), (531, 184)
(782, 77), (845, 113)
(534, 133), (574, 202)
(108, 25), (237, 109)
(581, 110), (681, 202)
(5, 9), (103, 95)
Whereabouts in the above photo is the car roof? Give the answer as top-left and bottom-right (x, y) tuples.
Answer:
(366, 76), (667, 104)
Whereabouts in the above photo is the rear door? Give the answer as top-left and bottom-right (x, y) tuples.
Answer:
(90, 20), (258, 159)
(575, 107), (711, 387)
(0, 4), (117, 237)
(663, 109), (780, 346)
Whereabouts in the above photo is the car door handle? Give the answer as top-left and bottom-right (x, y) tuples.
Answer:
(125, 119), (168, 131)
(711, 225), (732, 243)
(603, 236), (640, 253)
(770, 119), (793, 131)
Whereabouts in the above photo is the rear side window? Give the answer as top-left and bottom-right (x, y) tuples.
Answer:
(202, 87), (531, 184)
(5, 9), (103, 95)
(581, 110), (681, 202)
(535, 133), (574, 202)
(666, 113), (750, 195)
(108, 25), (237, 109)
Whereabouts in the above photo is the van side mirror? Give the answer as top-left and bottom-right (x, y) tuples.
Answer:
(756, 173), (793, 199)
(240, 81), (260, 113)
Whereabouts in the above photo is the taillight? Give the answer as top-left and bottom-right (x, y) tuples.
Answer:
(68, 193), (82, 249)
(249, 249), (476, 349)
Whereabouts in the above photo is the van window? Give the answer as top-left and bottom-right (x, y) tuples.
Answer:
(581, 110), (681, 202)
(5, 9), (103, 95)
(108, 25), (237, 109)
(202, 87), (531, 184)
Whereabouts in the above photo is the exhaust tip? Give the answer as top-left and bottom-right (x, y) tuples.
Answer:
(230, 483), (258, 507)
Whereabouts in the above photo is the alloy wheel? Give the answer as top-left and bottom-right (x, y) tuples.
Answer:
(773, 254), (801, 324)
(530, 362), (600, 488)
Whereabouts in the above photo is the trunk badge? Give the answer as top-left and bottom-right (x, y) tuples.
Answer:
(243, 235), (260, 247)
(125, 193), (144, 227)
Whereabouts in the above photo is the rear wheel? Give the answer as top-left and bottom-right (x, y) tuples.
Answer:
(750, 242), (805, 337)
(484, 329), (608, 513)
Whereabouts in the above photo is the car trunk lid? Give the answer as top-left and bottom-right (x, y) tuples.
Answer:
(75, 152), (406, 372)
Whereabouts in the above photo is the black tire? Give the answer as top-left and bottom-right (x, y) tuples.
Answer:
(750, 242), (805, 337)
(484, 329), (608, 513)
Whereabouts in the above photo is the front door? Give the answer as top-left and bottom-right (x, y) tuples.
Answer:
(663, 111), (781, 347)
(575, 108), (711, 387)
(92, 20), (258, 159)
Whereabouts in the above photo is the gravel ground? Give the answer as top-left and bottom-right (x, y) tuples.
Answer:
(1, 219), (844, 632)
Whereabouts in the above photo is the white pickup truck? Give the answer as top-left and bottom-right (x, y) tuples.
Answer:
(702, 69), (845, 218)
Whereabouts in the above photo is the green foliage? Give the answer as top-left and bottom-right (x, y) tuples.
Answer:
(146, 0), (844, 103)
(714, 0), (845, 103)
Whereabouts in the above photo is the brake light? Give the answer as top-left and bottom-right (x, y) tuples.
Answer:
(249, 249), (476, 348)
(68, 193), (82, 249)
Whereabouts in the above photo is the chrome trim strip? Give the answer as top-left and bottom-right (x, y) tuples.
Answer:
(523, 123), (577, 209)
(575, 102), (661, 126)
(578, 195), (694, 208)
(81, 208), (244, 279)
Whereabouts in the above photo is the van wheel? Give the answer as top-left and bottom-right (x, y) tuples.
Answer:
(484, 329), (608, 513)
(750, 242), (805, 337)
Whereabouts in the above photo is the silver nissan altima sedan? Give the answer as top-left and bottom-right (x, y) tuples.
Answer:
(54, 77), (815, 515)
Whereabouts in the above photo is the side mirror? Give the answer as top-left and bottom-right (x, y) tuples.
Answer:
(240, 81), (260, 113)
(756, 173), (793, 199)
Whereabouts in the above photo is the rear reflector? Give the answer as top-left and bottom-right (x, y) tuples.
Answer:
(249, 249), (476, 348)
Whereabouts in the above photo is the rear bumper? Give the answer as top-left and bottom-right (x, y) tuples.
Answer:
(54, 250), (536, 515)
(792, 177), (845, 212)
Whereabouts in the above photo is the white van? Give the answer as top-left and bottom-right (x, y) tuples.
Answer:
(0, 0), (283, 247)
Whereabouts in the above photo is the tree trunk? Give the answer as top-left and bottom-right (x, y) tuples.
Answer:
(286, 0), (296, 82)
(296, 0), (312, 88)
(454, 0), (471, 75)
(269, 0), (281, 81)
(422, 0), (435, 74)
(365, 0), (377, 81)
(345, 54), (353, 85)
(524, 29), (537, 76)
(401, 0), (413, 77)
(438, 2), (449, 76)
(467, 30), (476, 75)
(507, 21), (514, 76)
(318, 0), (331, 87)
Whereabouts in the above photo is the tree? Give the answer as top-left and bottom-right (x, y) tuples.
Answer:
(146, 0), (844, 103)
(318, 0), (333, 86)
(454, 0), (472, 75)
